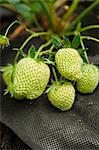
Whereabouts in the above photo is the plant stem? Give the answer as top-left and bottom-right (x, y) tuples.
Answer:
(79, 25), (99, 32)
(80, 37), (89, 64)
(53, 0), (66, 10)
(82, 36), (99, 43)
(64, 31), (76, 36)
(33, 15), (44, 31)
(34, 39), (52, 59)
(65, 0), (99, 31)
(13, 32), (50, 64)
(39, 0), (56, 31)
(62, 0), (80, 21)
(39, 45), (54, 56)
(76, 22), (82, 32)
(4, 20), (19, 37)
(65, 25), (99, 36)
(52, 67), (58, 84)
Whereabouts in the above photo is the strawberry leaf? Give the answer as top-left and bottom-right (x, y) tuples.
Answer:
(63, 36), (71, 48)
(52, 35), (63, 49)
(28, 45), (36, 58)
(72, 34), (80, 49)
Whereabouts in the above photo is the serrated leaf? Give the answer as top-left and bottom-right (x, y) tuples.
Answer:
(28, 45), (36, 58)
(72, 34), (80, 49)
(63, 36), (71, 48)
(52, 35), (63, 49)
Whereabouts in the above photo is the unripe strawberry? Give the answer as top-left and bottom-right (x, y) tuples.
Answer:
(0, 64), (24, 99)
(2, 64), (14, 86)
(76, 64), (99, 94)
(55, 48), (83, 81)
(47, 82), (75, 111)
(13, 57), (50, 100)
(0, 35), (9, 48)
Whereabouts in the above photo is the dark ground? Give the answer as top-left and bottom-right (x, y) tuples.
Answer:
(0, 123), (31, 150)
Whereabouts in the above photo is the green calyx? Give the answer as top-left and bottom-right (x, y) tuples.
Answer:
(0, 35), (10, 48)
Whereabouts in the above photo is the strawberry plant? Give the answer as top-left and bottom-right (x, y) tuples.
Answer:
(0, 0), (99, 37)
(0, 2), (99, 111)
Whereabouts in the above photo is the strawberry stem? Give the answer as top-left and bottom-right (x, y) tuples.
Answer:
(39, 45), (54, 56)
(34, 39), (52, 59)
(13, 32), (50, 64)
(80, 37), (89, 64)
(79, 25), (99, 32)
(4, 20), (19, 37)
(64, 25), (99, 36)
(52, 67), (58, 84)
(82, 36), (99, 43)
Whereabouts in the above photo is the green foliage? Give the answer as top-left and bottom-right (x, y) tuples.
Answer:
(28, 45), (36, 58)
(63, 36), (71, 48)
(0, 0), (55, 22)
(72, 34), (80, 49)
(52, 35), (63, 49)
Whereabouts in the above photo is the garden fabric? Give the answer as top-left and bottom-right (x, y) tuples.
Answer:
(0, 37), (99, 150)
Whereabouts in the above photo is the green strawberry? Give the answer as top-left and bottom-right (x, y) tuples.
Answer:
(76, 64), (99, 94)
(55, 48), (83, 81)
(1, 64), (14, 86)
(13, 57), (50, 100)
(0, 64), (24, 99)
(47, 82), (75, 111)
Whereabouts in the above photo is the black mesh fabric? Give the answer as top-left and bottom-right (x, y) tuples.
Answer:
(0, 7), (99, 149)
(0, 37), (99, 150)
(0, 87), (99, 150)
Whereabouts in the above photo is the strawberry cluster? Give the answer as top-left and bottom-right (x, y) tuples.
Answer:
(0, 32), (99, 112)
